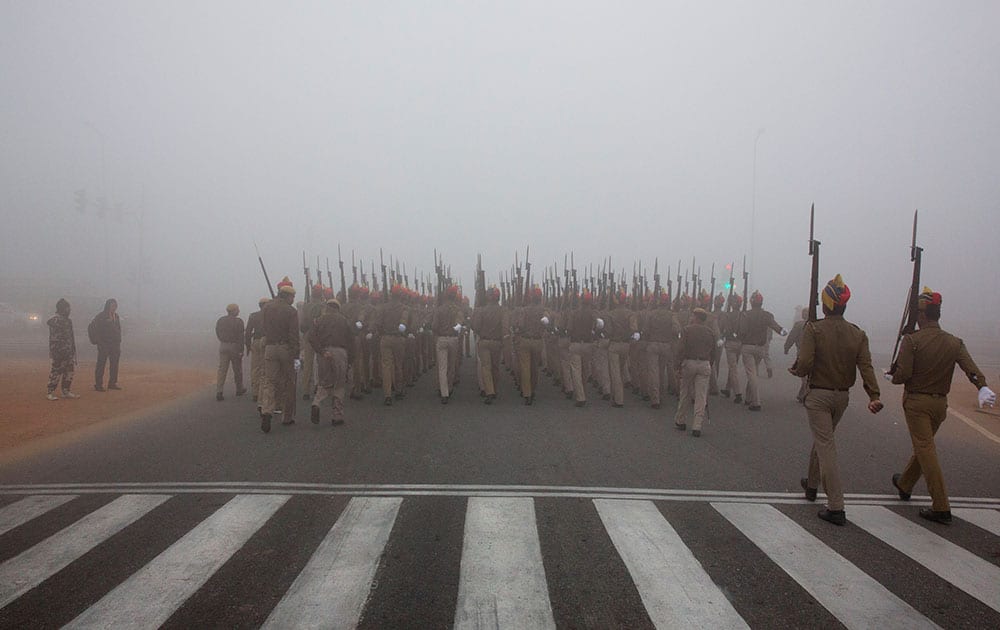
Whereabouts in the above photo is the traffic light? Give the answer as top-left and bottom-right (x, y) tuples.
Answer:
(724, 281), (732, 290)
(725, 263), (732, 271)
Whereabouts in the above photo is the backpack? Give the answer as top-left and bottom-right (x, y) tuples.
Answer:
(87, 315), (101, 345)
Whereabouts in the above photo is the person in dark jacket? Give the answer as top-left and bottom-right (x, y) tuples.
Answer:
(216, 303), (246, 401)
(46, 298), (79, 400)
(94, 298), (122, 391)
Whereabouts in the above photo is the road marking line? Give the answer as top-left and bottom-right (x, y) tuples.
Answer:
(952, 508), (1000, 536)
(596, 499), (748, 629)
(65, 494), (289, 629)
(850, 505), (1000, 613)
(949, 409), (1000, 446)
(713, 502), (937, 630)
(455, 497), (555, 630)
(262, 497), (401, 630)
(0, 495), (76, 536)
(0, 494), (168, 608)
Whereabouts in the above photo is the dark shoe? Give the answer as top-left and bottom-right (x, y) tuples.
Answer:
(748, 404), (762, 412)
(108, 383), (121, 390)
(310, 406), (320, 424)
(800, 478), (817, 502)
(651, 403), (661, 409)
(564, 391), (573, 399)
(642, 395), (650, 402)
(331, 416), (345, 426)
(236, 388), (247, 397)
(733, 394), (742, 404)
(918, 508), (952, 524)
(602, 393), (611, 401)
(349, 393), (363, 400)
(394, 391), (404, 400)
(818, 509), (846, 526)
(632, 387), (640, 395)
(384, 397), (393, 406)
(302, 393), (311, 401)
(892, 473), (911, 501)
(720, 389), (730, 398)
(441, 396), (449, 405)
(691, 429), (701, 437)
(479, 389), (486, 397)
(261, 414), (272, 433)
(281, 417), (295, 426)
(524, 397), (532, 405)
(675, 423), (686, 431)
(94, 384), (105, 392)
(483, 395), (493, 405)
(767, 367), (773, 379)
(216, 392), (224, 402)
(574, 400), (586, 407)
(612, 402), (624, 408)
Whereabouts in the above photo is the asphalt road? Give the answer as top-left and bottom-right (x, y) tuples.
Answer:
(2, 350), (999, 628)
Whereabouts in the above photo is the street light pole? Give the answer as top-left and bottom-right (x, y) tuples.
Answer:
(750, 127), (765, 286)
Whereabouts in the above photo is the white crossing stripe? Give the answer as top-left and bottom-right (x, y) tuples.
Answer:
(262, 497), (402, 630)
(713, 503), (937, 630)
(952, 508), (1000, 536)
(0, 494), (168, 608)
(596, 499), (748, 630)
(454, 497), (556, 630)
(64, 494), (288, 629)
(0, 495), (76, 536)
(850, 505), (1000, 613)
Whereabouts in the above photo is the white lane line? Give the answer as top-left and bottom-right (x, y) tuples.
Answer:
(595, 499), (748, 630)
(713, 503), (937, 630)
(65, 494), (289, 629)
(949, 408), (1000, 446)
(952, 508), (1000, 536)
(0, 495), (76, 536)
(850, 505), (1000, 613)
(454, 497), (555, 630)
(0, 494), (168, 608)
(262, 497), (401, 630)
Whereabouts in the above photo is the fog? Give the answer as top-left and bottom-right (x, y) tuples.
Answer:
(3, 1), (998, 345)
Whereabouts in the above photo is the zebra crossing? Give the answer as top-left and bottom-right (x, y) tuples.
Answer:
(1, 485), (998, 629)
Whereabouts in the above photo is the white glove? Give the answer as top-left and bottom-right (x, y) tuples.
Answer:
(541, 316), (550, 326)
(398, 323), (407, 333)
(293, 358), (302, 372)
(716, 338), (724, 348)
(883, 371), (893, 382)
(408, 333), (415, 339)
(355, 321), (363, 330)
(595, 318), (605, 329)
(779, 328), (788, 337)
(631, 332), (640, 341)
(453, 323), (463, 333)
(365, 332), (373, 340)
(979, 386), (997, 408)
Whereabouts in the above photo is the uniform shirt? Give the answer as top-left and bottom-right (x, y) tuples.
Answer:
(471, 303), (504, 340)
(515, 304), (548, 338)
(720, 310), (741, 341)
(790, 315), (880, 400)
(675, 322), (717, 366)
(244, 310), (265, 349)
(643, 308), (681, 343)
(299, 301), (325, 334)
(309, 310), (354, 356)
(738, 307), (782, 346)
(784, 319), (806, 353)
(342, 301), (364, 327)
(215, 314), (245, 344)
(607, 307), (637, 342)
(891, 321), (987, 394)
(431, 302), (463, 336)
(567, 307), (597, 342)
(262, 300), (300, 354)
(376, 300), (409, 335)
(47, 314), (76, 359)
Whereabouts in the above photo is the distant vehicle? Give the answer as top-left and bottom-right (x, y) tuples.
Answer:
(0, 302), (42, 330)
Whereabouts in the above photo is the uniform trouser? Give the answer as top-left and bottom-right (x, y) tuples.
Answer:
(608, 341), (630, 405)
(558, 338), (572, 393)
(477, 339), (502, 396)
(404, 335), (418, 384)
(741, 344), (766, 405)
(675, 359), (711, 430)
(313, 346), (348, 420)
(350, 337), (366, 396)
(436, 336), (460, 397)
(804, 388), (850, 511)
(724, 341), (741, 394)
(301, 341), (316, 396)
(380, 335), (406, 397)
(517, 337), (543, 399)
(217, 342), (244, 393)
(709, 346), (722, 394)
(568, 342), (595, 402)
(95, 344), (120, 387)
(665, 343), (679, 394)
(250, 338), (265, 399)
(262, 343), (295, 417)
(627, 342), (640, 390)
(796, 376), (809, 402)
(594, 339), (611, 395)
(370, 335), (382, 387)
(762, 340), (773, 374)
(645, 342), (671, 405)
(898, 393), (950, 512)
(48, 355), (74, 393)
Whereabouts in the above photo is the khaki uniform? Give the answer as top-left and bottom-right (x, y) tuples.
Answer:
(674, 321), (716, 431)
(891, 322), (988, 512)
(791, 315), (880, 512)
(514, 303), (548, 400)
(431, 301), (463, 398)
(261, 299), (300, 418)
(308, 308), (355, 422)
(720, 309), (742, 396)
(784, 318), (809, 402)
(244, 309), (266, 401)
(472, 302), (504, 397)
(298, 300), (325, 398)
(738, 307), (784, 407)
(377, 300), (409, 399)
(215, 314), (245, 394)
(566, 306), (597, 403)
(643, 307), (680, 406)
(607, 307), (638, 405)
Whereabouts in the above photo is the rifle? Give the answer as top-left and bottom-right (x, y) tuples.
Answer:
(403, 262), (409, 289)
(371, 260), (378, 293)
(523, 246), (531, 303)
(380, 249), (389, 298)
(709, 262), (716, 311)
(665, 264), (672, 307)
(741, 255), (749, 312)
(726, 261), (735, 306)
(351, 250), (358, 285)
(889, 210), (922, 373)
(337, 245), (348, 303)
(808, 204), (820, 322)
(302, 252), (313, 303)
(570, 252), (578, 295)
(675, 259), (682, 307)
(254, 240), (275, 299)
(325, 257), (334, 301)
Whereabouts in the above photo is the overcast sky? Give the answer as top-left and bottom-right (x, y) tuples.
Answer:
(2, 1), (998, 338)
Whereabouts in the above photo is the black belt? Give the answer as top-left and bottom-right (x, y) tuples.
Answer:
(479, 337), (502, 342)
(810, 386), (850, 392)
(909, 391), (946, 398)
